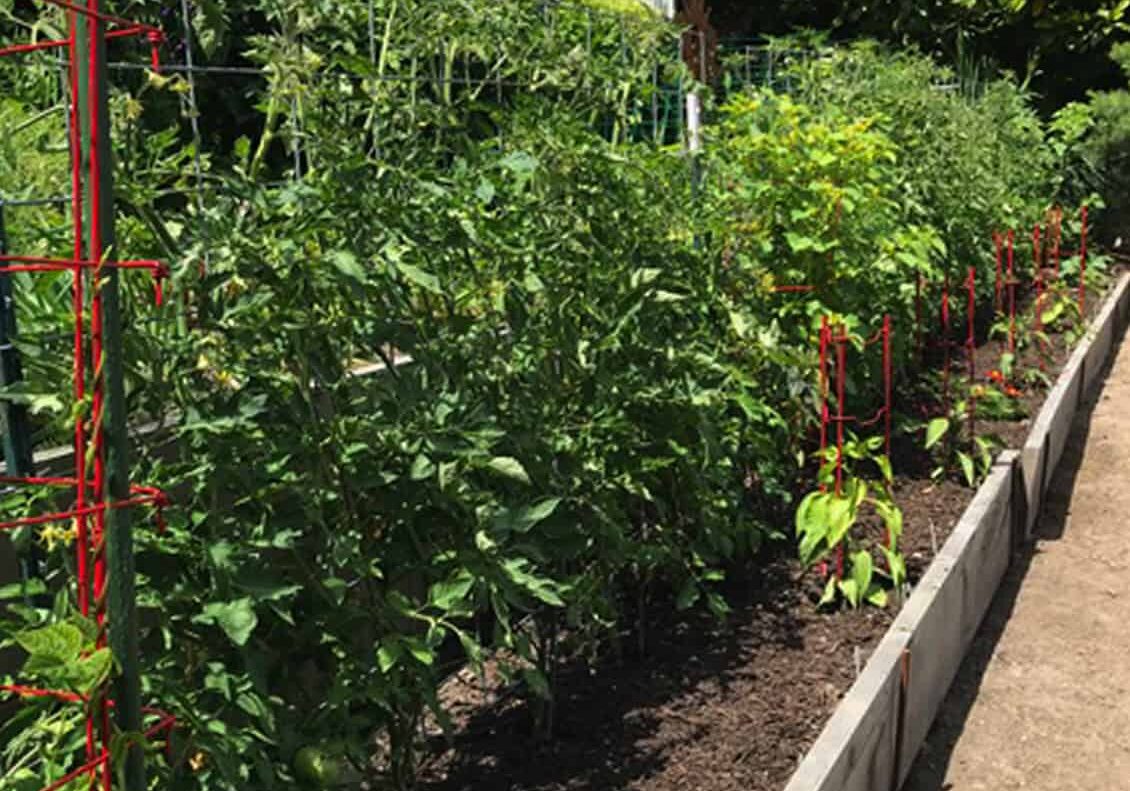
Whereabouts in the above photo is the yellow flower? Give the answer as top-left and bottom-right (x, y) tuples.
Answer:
(40, 523), (78, 553)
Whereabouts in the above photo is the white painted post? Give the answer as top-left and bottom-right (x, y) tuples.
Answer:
(686, 91), (702, 153)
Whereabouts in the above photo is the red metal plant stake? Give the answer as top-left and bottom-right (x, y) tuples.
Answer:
(818, 316), (829, 494)
(993, 231), (1004, 314)
(835, 324), (847, 580)
(941, 273), (951, 408)
(882, 314), (893, 556)
(1008, 230), (1016, 356)
(1079, 204), (1089, 315)
(1033, 225), (1046, 369)
(883, 314), (892, 459)
(1051, 206), (1063, 281)
(966, 267), (976, 445)
(915, 273), (924, 364)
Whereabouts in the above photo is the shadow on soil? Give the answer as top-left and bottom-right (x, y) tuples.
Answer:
(901, 341), (1119, 791)
(420, 560), (811, 790)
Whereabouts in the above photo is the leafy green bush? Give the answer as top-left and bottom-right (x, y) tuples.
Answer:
(0, 5), (1081, 790)
(787, 43), (1054, 298)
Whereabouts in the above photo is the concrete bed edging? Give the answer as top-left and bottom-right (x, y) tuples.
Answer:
(784, 273), (1130, 791)
(1021, 272), (1130, 538)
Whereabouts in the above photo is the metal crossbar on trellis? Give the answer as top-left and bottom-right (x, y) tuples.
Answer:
(0, 3), (173, 790)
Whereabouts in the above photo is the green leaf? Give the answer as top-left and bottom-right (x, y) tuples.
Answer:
(486, 456), (531, 485)
(876, 455), (894, 484)
(925, 417), (950, 450)
(328, 250), (365, 281)
(675, 578), (700, 611)
(15, 622), (83, 664)
(208, 540), (237, 570)
(476, 178), (496, 204)
(493, 498), (561, 534)
(500, 151), (538, 175)
(874, 499), (904, 545)
(502, 559), (565, 606)
(410, 454), (436, 481)
(958, 451), (976, 488)
(395, 263), (442, 294)
(200, 599), (258, 647)
(850, 550), (873, 603)
(795, 491), (828, 538)
(405, 638), (435, 666)
(522, 667), (551, 700)
(882, 547), (908, 588)
(818, 576), (838, 607)
(827, 491), (858, 548)
(785, 231), (818, 253)
(235, 575), (304, 603)
(429, 570), (475, 610)
(377, 642), (402, 673)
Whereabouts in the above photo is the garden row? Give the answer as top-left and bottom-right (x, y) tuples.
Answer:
(0, 2), (1108, 788)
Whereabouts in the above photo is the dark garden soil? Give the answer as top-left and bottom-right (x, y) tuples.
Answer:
(414, 279), (1114, 791)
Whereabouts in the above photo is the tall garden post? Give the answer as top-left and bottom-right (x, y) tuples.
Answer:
(686, 88), (702, 249)
(75, 5), (144, 789)
(686, 89), (702, 187)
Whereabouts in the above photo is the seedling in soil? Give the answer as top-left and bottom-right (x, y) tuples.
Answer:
(923, 398), (1004, 488)
(795, 433), (906, 609)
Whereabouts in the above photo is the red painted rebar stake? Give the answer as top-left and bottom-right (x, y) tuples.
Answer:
(1007, 230), (1016, 356)
(941, 273), (953, 470)
(882, 314), (893, 558)
(1052, 207), (1063, 281)
(915, 274), (924, 363)
(883, 314), (892, 458)
(1033, 225), (1046, 369)
(835, 323), (847, 580)
(0, 5), (173, 790)
(941, 273), (951, 412)
(993, 232), (1003, 314)
(966, 267), (976, 443)
(1079, 204), (1089, 315)
(818, 316), (829, 494)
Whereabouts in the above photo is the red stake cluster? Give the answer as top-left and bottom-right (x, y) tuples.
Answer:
(818, 315), (893, 578)
(0, 4), (174, 789)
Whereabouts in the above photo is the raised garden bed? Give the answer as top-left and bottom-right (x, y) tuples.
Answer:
(786, 270), (1130, 791)
(415, 273), (1130, 791)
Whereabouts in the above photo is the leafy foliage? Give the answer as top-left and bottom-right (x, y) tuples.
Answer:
(0, 3), (1089, 789)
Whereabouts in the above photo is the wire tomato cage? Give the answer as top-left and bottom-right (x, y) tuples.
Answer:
(0, 2), (174, 789)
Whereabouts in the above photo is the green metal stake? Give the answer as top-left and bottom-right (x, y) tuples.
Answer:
(75, 9), (145, 790)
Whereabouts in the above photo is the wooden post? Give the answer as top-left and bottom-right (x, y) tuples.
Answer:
(75, 5), (145, 789)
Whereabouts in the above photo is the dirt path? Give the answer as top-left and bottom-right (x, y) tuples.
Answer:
(904, 332), (1130, 791)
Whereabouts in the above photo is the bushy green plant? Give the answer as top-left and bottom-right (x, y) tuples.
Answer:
(0, 6), (1093, 790)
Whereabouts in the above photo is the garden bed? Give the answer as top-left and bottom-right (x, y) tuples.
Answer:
(415, 276), (1126, 791)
